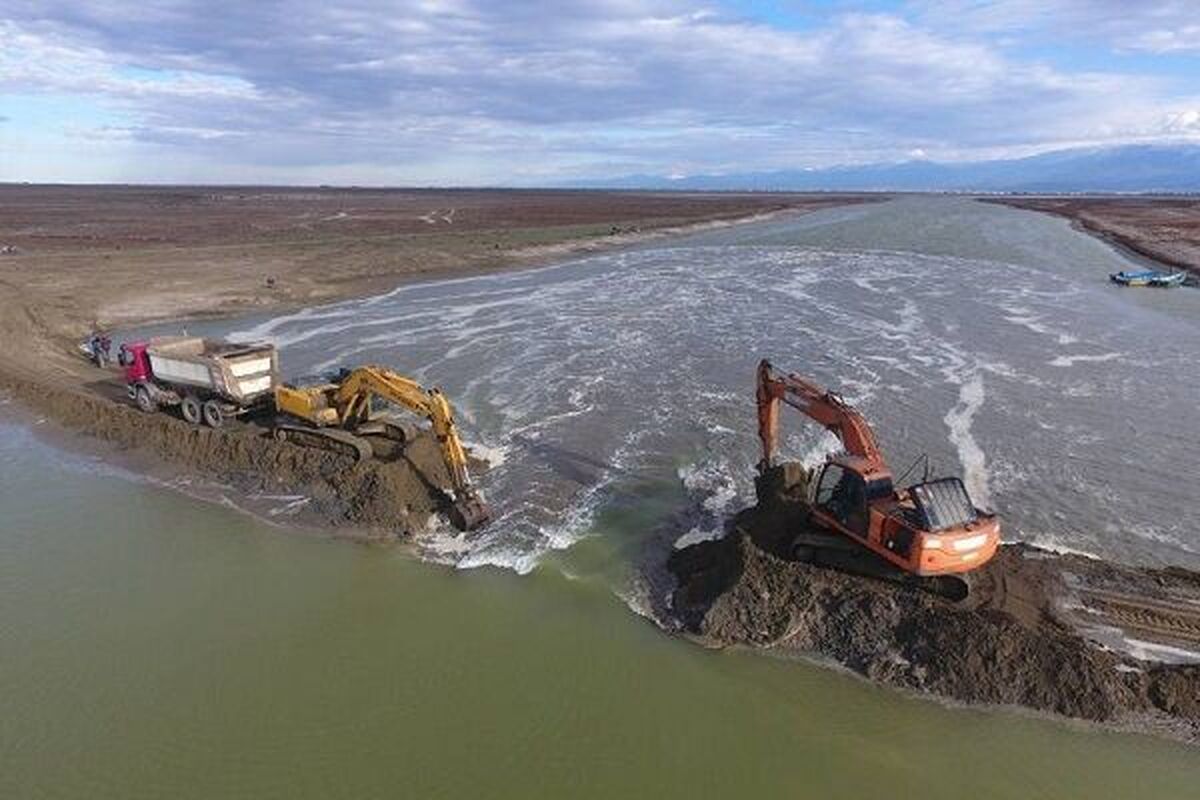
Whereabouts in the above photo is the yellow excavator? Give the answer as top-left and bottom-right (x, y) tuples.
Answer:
(273, 366), (491, 531)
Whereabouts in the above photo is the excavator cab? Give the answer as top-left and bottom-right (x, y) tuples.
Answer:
(813, 462), (869, 538)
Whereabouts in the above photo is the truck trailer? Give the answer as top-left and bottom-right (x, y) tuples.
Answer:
(120, 336), (279, 427)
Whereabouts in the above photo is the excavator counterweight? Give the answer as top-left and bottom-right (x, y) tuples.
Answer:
(756, 359), (999, 581)
(274, 366), (491, 531)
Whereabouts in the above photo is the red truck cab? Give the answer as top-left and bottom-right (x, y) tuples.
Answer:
(118, 341), (159, 412)
(119, 341), (152, 383)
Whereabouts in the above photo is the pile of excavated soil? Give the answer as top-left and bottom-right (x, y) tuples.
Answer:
(0, 369), (463, 538)
(665, 465), (1200, 743)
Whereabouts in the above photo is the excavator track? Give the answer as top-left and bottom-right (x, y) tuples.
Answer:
(273, 424), (373, 462)
(1073, 586), (1200, 649)
(354, 417), (420, 443)
(772, 528), (969, 602)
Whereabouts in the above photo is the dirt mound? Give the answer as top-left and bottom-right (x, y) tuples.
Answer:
(0, 369), (464, 538)
(666, 464), (1200, 743)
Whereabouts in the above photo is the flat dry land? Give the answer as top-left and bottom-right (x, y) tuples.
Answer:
(0, 185), (872, 385)
(987, 197), (1200, 276)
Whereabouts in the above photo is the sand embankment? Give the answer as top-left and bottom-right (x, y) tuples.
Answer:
(664, 465), (1200, 744)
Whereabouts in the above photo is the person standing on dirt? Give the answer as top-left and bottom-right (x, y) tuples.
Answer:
(89, 332), (112, 368)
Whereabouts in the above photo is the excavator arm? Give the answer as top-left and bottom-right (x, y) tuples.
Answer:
(756, 359), (887, 474)
(331, 366), (491, 530)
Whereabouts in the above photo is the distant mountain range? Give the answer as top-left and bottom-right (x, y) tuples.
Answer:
(569, 144), (1200, 193)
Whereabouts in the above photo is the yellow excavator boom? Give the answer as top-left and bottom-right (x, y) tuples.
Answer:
(332, 366), (476, 493)
(274, 365), (491, 530)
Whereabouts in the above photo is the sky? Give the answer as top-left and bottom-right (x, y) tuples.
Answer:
(1, 0), (1199, 184)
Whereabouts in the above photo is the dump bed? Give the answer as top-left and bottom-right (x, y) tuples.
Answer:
(147, 336), (279, 404)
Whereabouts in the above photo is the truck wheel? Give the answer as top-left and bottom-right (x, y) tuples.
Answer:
(180, 395), (202, 424)
(202, 400), (224, 428)
(135, 385), (157, 413)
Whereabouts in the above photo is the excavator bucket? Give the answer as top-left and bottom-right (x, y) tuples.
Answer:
(449, 491), (492, 532)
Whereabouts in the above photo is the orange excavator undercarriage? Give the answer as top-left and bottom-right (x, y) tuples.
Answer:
(756, 360), (1000, 596)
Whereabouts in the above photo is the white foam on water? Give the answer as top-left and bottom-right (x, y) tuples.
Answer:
(1123, 521), (1199, 555)
(943, 371), (992, 511)
(1117, 637), (1200, 665)
(673, 461), (743, 549)
(800, 430), (842, 470)
(467, 441), (509, 468)
(1018, 534), (1103, 561)
(673, 528), (724, 549)
(1049, 352), (1124, 368)
(1075, 617), (1200, 665)
(126, 232), (1199, 581)
(227, 303), (359, 343)
(268, 497), (311, 517)
(1002, 310), (1078, 346)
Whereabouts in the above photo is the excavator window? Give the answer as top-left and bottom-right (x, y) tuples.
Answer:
(815, 464), (869, 538)
(910, 478), (978, 531)
(815, 464), (845, 508)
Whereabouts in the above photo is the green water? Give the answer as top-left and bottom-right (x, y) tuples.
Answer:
(2, 420), (1198, 798)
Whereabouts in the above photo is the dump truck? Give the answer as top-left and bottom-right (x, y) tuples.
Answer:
(120, 336), (279, 427)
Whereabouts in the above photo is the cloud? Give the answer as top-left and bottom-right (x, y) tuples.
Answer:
(1130, 25), (1200, 55)
(0, 1), (1197, 182)
(1163, 109), (1200, 133)
(913, 1), (1200, 54)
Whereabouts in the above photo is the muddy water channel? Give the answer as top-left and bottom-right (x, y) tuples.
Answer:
(6, 197), (1200, 796)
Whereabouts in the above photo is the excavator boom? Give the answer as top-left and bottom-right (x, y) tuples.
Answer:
(757, 360), (887, 478)
(332, 367), (477, 493)
(275, 366), (491, 531)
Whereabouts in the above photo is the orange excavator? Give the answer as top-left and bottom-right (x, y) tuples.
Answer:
(756, 360), (999, 591)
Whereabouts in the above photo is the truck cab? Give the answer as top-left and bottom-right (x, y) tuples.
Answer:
(119, 341), (151, 384)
